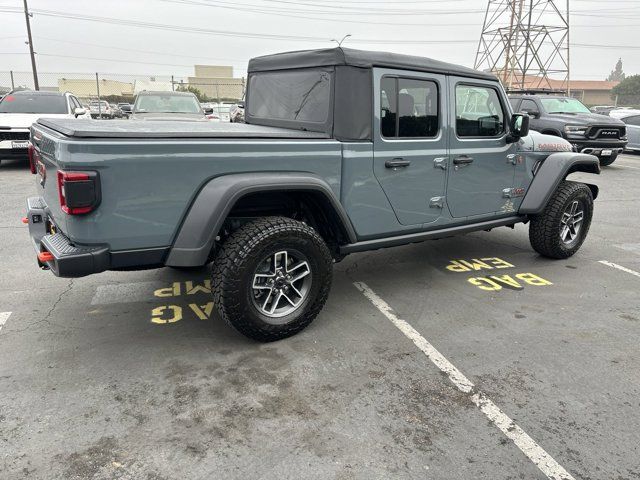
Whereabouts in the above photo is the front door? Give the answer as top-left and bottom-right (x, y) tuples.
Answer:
(373, 69), (448, 226)
(446, 78), (517, 218)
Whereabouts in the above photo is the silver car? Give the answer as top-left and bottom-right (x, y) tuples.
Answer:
(612, 109), (640, 152)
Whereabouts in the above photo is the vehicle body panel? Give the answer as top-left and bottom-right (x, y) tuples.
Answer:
(447, 76), (518, 218)
(32, 125), (343, 251)
(372, 68), (448, 226)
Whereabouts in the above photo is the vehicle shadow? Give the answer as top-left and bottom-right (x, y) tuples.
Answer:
(0, 158), (29, 170)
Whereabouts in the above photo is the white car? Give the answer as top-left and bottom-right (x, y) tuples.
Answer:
(88, 100), (113, 119)
(0, 90), (90, 166)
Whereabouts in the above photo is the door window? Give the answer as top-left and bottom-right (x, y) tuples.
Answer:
(380, 77), (438, 139)
(455, 84), (505, 138)
(520, 99), (539, 116)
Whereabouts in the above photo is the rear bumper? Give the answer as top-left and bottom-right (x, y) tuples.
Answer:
(0, 149), (29, 160)
(0, 141), (29, 160)
(26, 196), (169, 277)
(26, 197), (109, 277)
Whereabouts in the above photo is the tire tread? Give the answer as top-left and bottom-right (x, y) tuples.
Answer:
(211, 216), (332, 342)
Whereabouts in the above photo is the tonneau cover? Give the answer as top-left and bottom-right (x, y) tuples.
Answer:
(35, 118), (331, 139)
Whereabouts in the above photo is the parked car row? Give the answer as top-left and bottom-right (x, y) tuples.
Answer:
(0, 89), (247, 166)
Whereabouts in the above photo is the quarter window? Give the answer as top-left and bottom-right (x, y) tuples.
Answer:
(455, 85), (505, 137)
(380, 77), (439, 139)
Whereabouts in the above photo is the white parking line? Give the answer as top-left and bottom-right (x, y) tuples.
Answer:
(0, 312), (11, 332)
(354, 282), (575, 480)
(598, 260), (640, 278)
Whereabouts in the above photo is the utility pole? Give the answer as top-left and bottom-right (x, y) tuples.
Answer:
(23, 0), (39, 90)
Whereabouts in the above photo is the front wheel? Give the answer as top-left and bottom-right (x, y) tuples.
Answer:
(211, 216), (333, 342)
(529, 181), (594, 259)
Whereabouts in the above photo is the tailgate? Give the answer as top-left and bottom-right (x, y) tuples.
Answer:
(30, 125), (68, 234)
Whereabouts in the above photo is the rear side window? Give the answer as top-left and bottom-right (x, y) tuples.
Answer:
(248, 69), (331, 123)
(456, 85), (505, 137)
(380, 77), (439, 139)
(0, 94), (67, 114)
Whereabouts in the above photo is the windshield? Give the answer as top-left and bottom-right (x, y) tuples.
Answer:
(540, 97), (591, 114)
(0, 94), (67, 114)
(248, 69), (331, 123)
(134, 94), (201, 114)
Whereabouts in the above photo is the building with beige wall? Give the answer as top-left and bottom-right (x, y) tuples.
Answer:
(57, 78), (134, 98)
(187, 64), (245, 101)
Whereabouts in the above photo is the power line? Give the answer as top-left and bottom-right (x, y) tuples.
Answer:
(35, 36), (250, 65)
(164, 0), (485, 16)
(29, 9), (482, 44)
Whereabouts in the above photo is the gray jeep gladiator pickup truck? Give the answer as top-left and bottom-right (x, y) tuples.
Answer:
(25, 48), (600, 341)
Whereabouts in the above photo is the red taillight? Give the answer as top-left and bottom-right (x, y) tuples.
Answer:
(57, 170), (100, 215)
(28, 144), (37, 174)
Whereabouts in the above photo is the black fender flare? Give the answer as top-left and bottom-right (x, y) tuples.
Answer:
(165, 173), (357, 267)
(519, 152), (600, 215)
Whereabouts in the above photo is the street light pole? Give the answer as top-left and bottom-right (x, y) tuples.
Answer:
(23, 0), (39, 90)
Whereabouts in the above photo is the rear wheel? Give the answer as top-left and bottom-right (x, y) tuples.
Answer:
(529, 181), (593, 259)
(599, 152), (618, 166)
(211, 216), (333, 342)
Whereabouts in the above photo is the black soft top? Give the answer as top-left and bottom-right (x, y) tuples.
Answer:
(248, 47), (496, 81)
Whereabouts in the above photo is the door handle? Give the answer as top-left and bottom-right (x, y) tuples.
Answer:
(385, 158), (411, 168)
(453, 155), (474, 165)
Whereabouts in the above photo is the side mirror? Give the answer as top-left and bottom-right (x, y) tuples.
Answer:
(74, 107), (86, 117)
(508, 113), (530, 142)
(203, 107), (214, 115)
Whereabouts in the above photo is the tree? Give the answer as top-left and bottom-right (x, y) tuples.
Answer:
(176, 84), (212, 102)
(607, 58), (625, 82)
(611, 75), (640, 105)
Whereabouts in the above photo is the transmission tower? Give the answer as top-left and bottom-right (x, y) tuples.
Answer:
(474, 0), (570, 92)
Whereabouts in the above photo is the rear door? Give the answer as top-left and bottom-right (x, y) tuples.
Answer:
(373, 69), (448, 226)
(446, 78), (517, 218)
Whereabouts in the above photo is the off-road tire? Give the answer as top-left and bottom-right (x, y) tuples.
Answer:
(211, 216), (333, 342)
(529, 181), (593, 259)
(598, 152), (618, 166)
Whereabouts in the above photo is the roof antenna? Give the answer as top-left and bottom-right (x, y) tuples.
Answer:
(331, 34), (351, 47)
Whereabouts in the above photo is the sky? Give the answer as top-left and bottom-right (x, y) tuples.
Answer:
(0, 0), (638, 82)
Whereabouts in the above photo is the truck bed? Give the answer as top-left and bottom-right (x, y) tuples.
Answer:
(36, 118), (331, 139)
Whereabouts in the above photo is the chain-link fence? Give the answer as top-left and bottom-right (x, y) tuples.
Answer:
(0, 71), (246, 117)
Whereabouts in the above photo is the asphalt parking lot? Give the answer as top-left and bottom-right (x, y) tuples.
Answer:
(1, 154), (639, 480)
